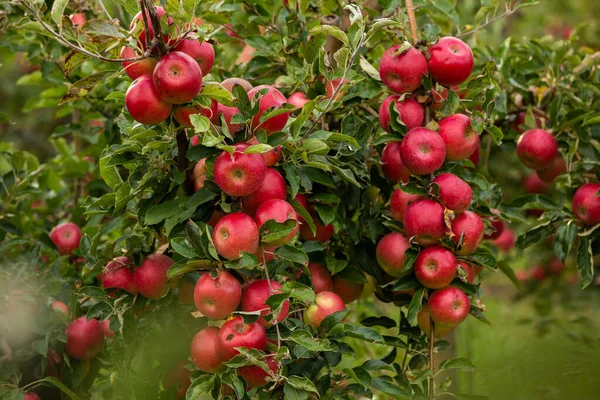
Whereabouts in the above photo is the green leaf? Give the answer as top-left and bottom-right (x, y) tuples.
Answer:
(283, 384), (309, 400)
(51, 0), (69, 28)
(31, 339), (48, 357)
(516, 219), (557, 249)
(359, 56), (381, 80)
(286, 376), (318, 393)
(186, 375), (215, 399)
(60, 71), (117, 104)
(463, 248), (497, 271)
(365, 18), (401, 42)
(470, 111), (485, 135)
(485, 126), (503, 145)
(167, 259), (216, 279)
(497, 261), (519, 289)
(0, 112), (14, 124)
(392, 274), (420, 291)
(274, 245), (308, 264)
(453, 394), (490, 400)
(438, 90), (460, 117)
(406, 287), (425, 326)
(343, 367), (372, 389)
(145, 199), (181, 225)
(310, 25), (349, 46)
(190, 114), (211, 133)
(344, 324), (385, 344)
(439, 357), (476, 371)
(431, 0), (459, 23)
(553, 223), (577, 263)
(83, 19), (125, 38)
(372, 377), (410, 398)
(259, 219), (298, 244)
(288, 330), (336, 352)
(577, 236), (594, 289)
(35, 377), (81, 400)
(200, 83), (234, 106)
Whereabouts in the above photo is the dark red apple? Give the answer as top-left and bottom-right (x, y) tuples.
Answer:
(213, 212), (259, 260)
(516, 129), (558, 169)
(523, 173), (549, 194)
(242, 168), (287, 215)
(125, 75), (172, 125)
(332, 276), (364, 304)
(65, 316), (105, 360)
(247, 85), (289, 134)
(241, 279), (290, 327)
(428, 286), (470, 326)
(120, 46), (157, 80)
(379, 96), (425, 132)
(404, 199), (447, 246)
(399, 128), (446, 175)
(530, 265), (546, 282)
(379, 46), (428, 94)
(218, 316), (267, 361)
(414, 246), (457, 289)
(307, 263), (333, 293)
(427, 37), (474, 87)
(238, 355), (278, 388)
(299, 216), (335, 242)
(288, 92), (310, 108)
(438, 114), (478, 161)
(572, 183), (600, 226)
(451, 211), (484, 255)
(548, 258), (565, 275)
(191, 326), (223, 373)
(213, 144), (267, 197)
(303, 291), (345, 328)
(102, 256), (136, 294)
(432, 173), (473, 213)
(194, 270), (242, 319)
(390, 188), (422, 222)
(153, 51), (202, 104)
(174, 36), (215, 76)
(484, 209), (505, 240)
(381, 141), (410, 183)
(133, 253), (174, 299)
(255, 199), (299, 245)
(536, 155), (566, 184)
(192, 158), (207, 192)
(376, 232), (411, 277)
(49, 222), (81, 255)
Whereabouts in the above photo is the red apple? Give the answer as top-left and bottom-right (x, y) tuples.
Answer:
(101, 320), (114, 339)
(390, 188), (422, 222)
(120, 46), (157, 80)
(102, 256), (136, 294)
(299, 217), (334, 242)
(177, 278), (195, 304)
(218, 316), (267, 361)
(572, 183), (600, 226)
(174, 36), (215, 76)
(130, 6), (172, 50)
(173, 100), (219, 128)
(24, 393), (41, 400)
(153, 51), (202, 104)
(548, 258), (565, 275)
(255, 199), (299, 245)
(125, 75), (172, 125)
(307, 263), (333, 293)
(65, 316), (105, 360)
(516, 129), (558, 169)
(247, 137), (281, 166)
(191, 326), (223, 373)
(216, 103), (243, 133)
(213, 144), (267, 197)
(194, 270), (242, 319)
(192, 158), (207, 192)
(49, 222), (82, 255)
(484, 209), (505, 240)
(523, 173), (549, 194)
(303, 291), (345, 328)
(432, 173), (473, 213)
(399, 128), (446, 175)
(427, 37), (474, 87)
(255, 245), (276, 264)
(241, 279), (290, 327)
(238, 355), (278, 388)
(530, 265), (546, 282)
(458, 261), (477, 284)
(51, 300), (69, 315)
(381, 141), (410, 183)
(70, 13), (86, 27)
(511, 112), (542, 133)
(428, 286), (470, 326)
(288, 92), (310, 108)
(469, 135), (481, 166)
(247, 85), (289, 134)
(414, 246), (457, 289)
(536, 155), (566, 184)
(379, 46), (428, 94)
(491, 226), (515, 252)
(438, 114), (478, 161)
(242, 168), (287, 215)
(404, 199), (447, 246)
(325, 78), (349, 100)
(376, 232), (411, 277)
(451, 211), (484, 255)
(133, 253), (174, 299)
(221, 77), (253, 93)
(213, 212), (259, 260)
(417, 307), (456, 338)
(332, 276), (364, 304)
(207, 208), (226, 227)
(379, 96), (424, 132)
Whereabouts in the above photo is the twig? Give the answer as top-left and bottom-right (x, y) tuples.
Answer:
(97, 0), (112, 20)
(176, 131), (194, 194)
(429, 316), (435, 400)
(405, 0), (419, 45)
(359, 104), (379, 118)
(261, 246), (282, 349)
(142, 0), (168, 57)
(457, 3), (517, 39)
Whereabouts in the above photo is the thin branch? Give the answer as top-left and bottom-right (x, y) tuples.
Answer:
(97, 0), (112, 20)
(457, 5), (517, 38)
(405, 0), (419, 45)
(142, 0), (168, 57)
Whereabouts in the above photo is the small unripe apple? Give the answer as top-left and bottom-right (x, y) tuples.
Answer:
(428, 286), (470, 326)
(288, 92), (310, 108)
(414, 246), (457, 289)
(390, 188), (422, 222)
(303, 291), (345, 328)
(400, 128), (446, 176)
(190, 326), (223, 373)
(451, 211), (484, 255)
(65, 316), (105, 360)
(194, 270), (242, 319)
(218, 316), (267, 361)
(535, 155), (566, 184)
(192, 158), (207, 192)
(241, 279), (290, 327)
(432, 173), (473, 213)
(174, 36), (215, 77)
(238, 355), (278, 388)
(381, 141), (410, 183)
(120, 46), (157, 80)
(125, 75), (172, 125)
(49, 222), (82, 255)
(242, 168), (287, 215)
(221, 77), (253, 93)
(247, 137), (281, 166)
(516, 129), (558, 169)
(523, 173), (549, 194)
(332, 276), (364, 304)
(379, 46), (428, 94)
(379, 96), (425, 133)
(427, 37), (474, 87)
(376, 232), (410, 277)
(247, 85), (289, 134)
(213, 212), (259, 260)
(255, 199), (299, 246)
(133, 253), (174, 299)
(213, 144), (267, 197)
(102, 256), (136, 294)
(306, 263), (333, 293)
(173, 100), (219, 128)
(438, 114), (478, 161)
(153, 51), (203, 104)
(572, 183), (600, 226)
(404, 199), (447, 246)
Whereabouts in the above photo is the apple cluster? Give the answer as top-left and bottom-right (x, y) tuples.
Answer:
(375, 36), (497, 337)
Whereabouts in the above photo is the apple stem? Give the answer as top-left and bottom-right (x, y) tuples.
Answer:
(405, 0), (419, 45)
(428, 315), (435, 400)
(261, 246), (282, 349)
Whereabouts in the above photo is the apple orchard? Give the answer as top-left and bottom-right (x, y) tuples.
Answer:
(0, 0), (599, 399)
